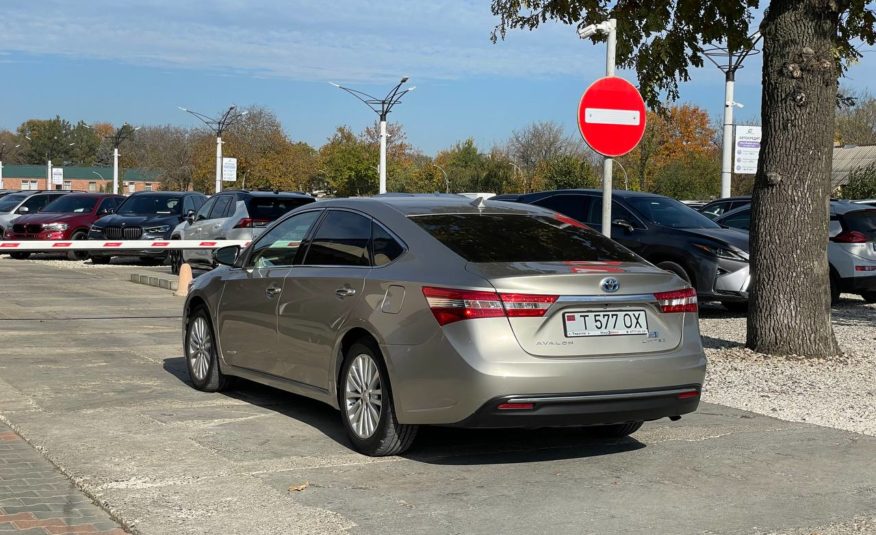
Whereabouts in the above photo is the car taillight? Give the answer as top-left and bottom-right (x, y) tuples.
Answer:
(832, 231), (868, 243)
(234, 217), (271, 229)
(654, 288), (698, 313)
(422, 287), (558, 326)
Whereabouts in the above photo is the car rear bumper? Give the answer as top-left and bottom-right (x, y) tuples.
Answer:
(839, 273), (876, 293)
(452, 386), (701, 428)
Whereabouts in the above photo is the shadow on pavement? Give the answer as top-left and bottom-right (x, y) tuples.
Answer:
(163, 356), (649, 464)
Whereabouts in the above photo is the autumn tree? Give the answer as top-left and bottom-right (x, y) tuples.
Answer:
(319, 126), (378, 196)
(490, 0), (876, 357)
(126, 126), (199, 192)
(835, 88), (876, 146)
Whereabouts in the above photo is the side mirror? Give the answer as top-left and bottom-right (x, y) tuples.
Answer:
(98, 208), (114, 216)
(213, 245), (240, 267)
(17, 206), (29, 214)
(612, 219), (634, 233)
(186, 209), (196, 224)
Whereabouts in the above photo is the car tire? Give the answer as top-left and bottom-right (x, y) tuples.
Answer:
(90, 255), (111, 265)
(170, 250), (183, 275)
(67, 231), (89, 261)
(9, 252), (30, 260)
(590, 421), (644, 438)
(657, 261), (692, 285)
(185, 307), (232, 392)
(139, 256), (163, 266)
(339, 340), (417, 456)
(721, 301), (748, 313)
(830, 271), (841, 305)
(861, 291), (876, 304)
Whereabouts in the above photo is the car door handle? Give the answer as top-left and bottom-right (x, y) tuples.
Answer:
(266, 286), (282, 298)
(335, 287), (357, 298)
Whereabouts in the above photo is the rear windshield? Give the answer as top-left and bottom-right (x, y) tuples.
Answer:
(42, 196), (98, 214)
(247, 197), (314, 221)
(843, 209), (876, 237)
(117, 195), (182, 215)
(412, 213), (640, 263)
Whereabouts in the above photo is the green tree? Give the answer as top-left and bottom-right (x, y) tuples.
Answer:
(68, 121), (101, 166)
(17, 117), (73, 165)
(652, 153), (721, 199)
(537, 154), (599, 190)
(319, 127), (377, 196)
(490, 0), (876, 358)
(839, 163), (876, 199)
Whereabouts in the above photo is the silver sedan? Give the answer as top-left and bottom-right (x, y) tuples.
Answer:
(183, 196), (706, 456)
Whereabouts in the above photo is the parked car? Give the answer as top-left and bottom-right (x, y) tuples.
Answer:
(169, 190), (315, 273)
(715, 201), (876, 303)
(183, 196), (706, 456)
(680, 200), (708, 210)
(0, 191), (71, 243)
(698, 196), (751, 220)
(494, 189), (751, 310)
(853, 199), (876, 207)
(4, 193), (126, 260)
(87, 191), (207, 265)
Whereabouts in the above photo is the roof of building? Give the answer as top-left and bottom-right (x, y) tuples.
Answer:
(0, 165), (160, 182)
(832, 145), (876, 187)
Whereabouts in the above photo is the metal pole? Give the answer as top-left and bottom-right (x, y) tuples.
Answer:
(379, 118), (388, 194)
(0, 160), (4, 190)
(721, 71), (735, 198)
(601, 18), (617, 238)
(113, 147), (120, 195)
(215, 136), (223, 194)
(47, 159), (52, 190)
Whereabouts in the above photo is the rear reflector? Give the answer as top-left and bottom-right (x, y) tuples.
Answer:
(831, 231), (869, 243)
(855, 265), (876, 272)
(654, 287), (698, 313)
(677, 390), (700, 400)
(422, 287), (558, 326)
(497, 402), (534, 410)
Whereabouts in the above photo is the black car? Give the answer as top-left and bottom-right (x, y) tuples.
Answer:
(87, 191), (208, 265)
(494, 189), (752, 309)
(698, 196), (751, 220)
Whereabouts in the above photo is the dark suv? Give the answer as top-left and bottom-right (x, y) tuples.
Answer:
(87, 191), (208, 265)
(494, 189), (752, 309)
(699, 196), (751, 220)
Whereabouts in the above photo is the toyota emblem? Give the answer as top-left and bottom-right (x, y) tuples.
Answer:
(600, 277), (620, 293)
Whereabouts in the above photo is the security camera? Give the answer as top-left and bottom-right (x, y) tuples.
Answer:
(578, 24), (599, 38)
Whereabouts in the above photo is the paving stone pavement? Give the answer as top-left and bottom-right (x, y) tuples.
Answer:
(0, 422), (126, 535)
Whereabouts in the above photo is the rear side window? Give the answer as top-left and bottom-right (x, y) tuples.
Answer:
(412, 214), (640, 263)
(247, 197), (314, 222)
(842, 210), (876, 238)
(372, 223), (404, 266)
(304, 210), (371, 267)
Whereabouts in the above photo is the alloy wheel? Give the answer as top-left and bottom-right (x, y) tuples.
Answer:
(187, 316), (213, 382)
(344, 353), (383, 439)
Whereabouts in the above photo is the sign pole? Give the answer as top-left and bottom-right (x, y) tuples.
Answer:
(215, 136), (223, 194)
(601, 18), (617, 238)
(113, 147), (120, 195)
(46, 159), (52, 190)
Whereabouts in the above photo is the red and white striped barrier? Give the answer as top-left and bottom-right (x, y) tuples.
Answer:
(0, 240), (250, 251)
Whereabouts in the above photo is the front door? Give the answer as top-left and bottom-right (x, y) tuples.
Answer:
(276, 210), (371, 389)
(216, 210), (323, 374)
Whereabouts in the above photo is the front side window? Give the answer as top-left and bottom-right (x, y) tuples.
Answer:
(304, 210), (371, 267)
(195, 197), (217, 221)
(248, 210), (322, 268)
(0, 194), (30, 212)
(210, 195), (234, 219)
(412, 213), (640, 263)
(627, 197), (720, 229)
(21, 195), (53, 213)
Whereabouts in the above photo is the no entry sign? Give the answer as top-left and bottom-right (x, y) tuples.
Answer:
(578, 77), (647, 157)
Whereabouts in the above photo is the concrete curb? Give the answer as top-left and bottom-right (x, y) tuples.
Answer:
(130, 272), (179, 292)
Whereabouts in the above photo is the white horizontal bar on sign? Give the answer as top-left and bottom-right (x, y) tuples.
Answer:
(584, 108), (641, 126)
(0, 240), (252, 251)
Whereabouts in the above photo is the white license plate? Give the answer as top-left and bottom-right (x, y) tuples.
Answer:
(563, 309), (648, 337)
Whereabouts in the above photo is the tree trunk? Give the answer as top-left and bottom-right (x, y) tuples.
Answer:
(747, 0), (841, 356)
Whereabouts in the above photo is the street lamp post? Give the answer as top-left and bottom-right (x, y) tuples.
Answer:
(330, 78), (415, 194)
(178, 106), (247, 193)
(579, 18), (617, 237)
(705, 33), (761, 198)
(107, 123), (140, 195)
(433, 164), (449, 193)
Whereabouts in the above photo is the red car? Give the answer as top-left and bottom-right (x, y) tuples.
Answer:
(4, 193), (126, 260)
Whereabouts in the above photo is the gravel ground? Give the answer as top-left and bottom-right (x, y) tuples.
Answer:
(700, 295), (876, 437)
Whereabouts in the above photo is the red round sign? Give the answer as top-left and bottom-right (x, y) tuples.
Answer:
(577, 76), (647, 157)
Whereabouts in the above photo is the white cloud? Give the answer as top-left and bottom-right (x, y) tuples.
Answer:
(2, 0), (603, 81)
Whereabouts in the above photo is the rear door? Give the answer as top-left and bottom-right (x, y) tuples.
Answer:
(204, 194), (234, 239)
(275, 209), (371, 388)
(216, 210), (322, 374)
(183, 196), (218, 264)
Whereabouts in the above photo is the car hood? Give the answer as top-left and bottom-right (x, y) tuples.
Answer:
(13, 212), (93, 225)
(93, 214), (182, 227)
(665, 226), (750, 251)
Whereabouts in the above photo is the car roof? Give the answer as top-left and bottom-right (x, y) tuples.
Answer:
(314, 195), (550, 217)
(129, 191), (200, 197)
(703, 196), (751, 204)
(716, 200), (875, 219)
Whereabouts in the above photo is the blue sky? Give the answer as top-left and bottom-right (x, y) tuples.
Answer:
(1, 1), (873, 155)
